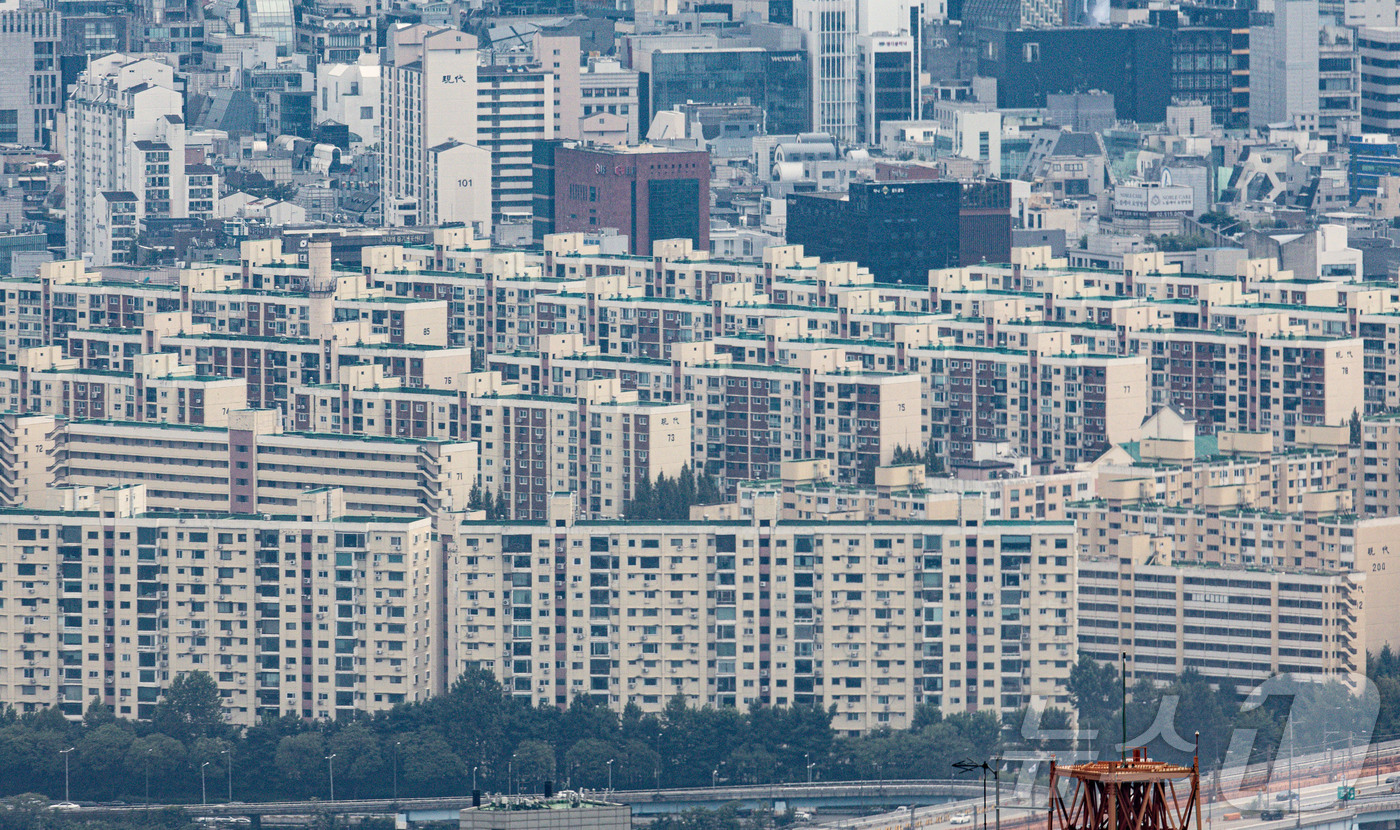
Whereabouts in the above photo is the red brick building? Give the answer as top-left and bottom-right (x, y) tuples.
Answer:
(533, 142), (710, 256)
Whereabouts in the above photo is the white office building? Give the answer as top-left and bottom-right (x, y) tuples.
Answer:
(0, 9), (59, 149)
(797, 0), (920, 145)
(1361, 27), (1400, 133)
(316, 54), (381, 146)
(1250, 0), (1321, 130)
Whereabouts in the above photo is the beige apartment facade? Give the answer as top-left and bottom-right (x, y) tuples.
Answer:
(448, 493), (1075, 734)
(0, 485), (438, 723)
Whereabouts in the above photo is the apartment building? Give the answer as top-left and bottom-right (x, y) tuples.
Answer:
(1356, 411), (1400, 517)
(0, 485), (438, 723)
(1077, 541), (1364, 695)
(448, 491), (1075, 731)
(728, 455), (1094, 524)
(487, 336), (921, 487)
(1073, 408), (1360, 571)
(1127, 319), (1364, 442)
(0, 414), (59, 507)
(380, 24), (557, 227)
(0, 348), (246, 427)
(1094, 407), (1357, 517)
(291, 364), (462, 439)
(65, 55), (198, 265)
(464, 373), (691, 520)
(50, 410), (476, 516)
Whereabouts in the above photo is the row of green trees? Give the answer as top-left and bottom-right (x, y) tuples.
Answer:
(467, 465), (723, 521)
(0, 669), (996, 804)
(625, 465), (724, 520)
(5, 652), (1400, 806)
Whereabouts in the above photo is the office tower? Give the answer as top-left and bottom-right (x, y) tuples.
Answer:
(644, 47), (811, 137)
(1318, 26), (1360, 142)
(786, 179), (1012, 284)
(64, 54), (193, 265)
(796, 0), (921, 144)
(979, 28), (1173, 123)
(532, 142), (710, 255)
(1324, 0), (1394, 27)
(130, 0), (204, 67)
(795, 0), (859, 143)
(961, 0), (1061, 32)
(1361, 27), (1400, 133)
(381, 24), (557, 228)
(856, 33), (917, 144)
(1170, 7), (1251, 130)
(1249, 0), (1321, 130)
(0, 10), (59, 149)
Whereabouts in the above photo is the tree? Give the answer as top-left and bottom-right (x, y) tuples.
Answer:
(190, 736), (232, 779)
(511, 740), (556, 792)
(275, 733), (328, 795)
(910, 704), (942, 731)
(78, 723), (136, 798)
(627, 465), (724, 520)
(1351, 408), (1363, 447)
(330, 724), (385, 799)
(401, 731), (464, 795)
(151, 672), (225, 741)
(1067, 654), (1120, 726)
(125, 734), (187, 801)
(83, 699), (117, 730)
(563, 738), (617, 789)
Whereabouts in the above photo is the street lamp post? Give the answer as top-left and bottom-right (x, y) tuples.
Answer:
(145, 748), (154, 805)
(60, 747), (75, 804)
(472, 765), (479, 794)
(712, 769), (719, 789)
(393, 742), (402, 799)
(805, 754), (815, 785)
(607, 759), (614, 793)
(221, 749), (233, 803)
(326, 754), (337, 802)
(201, 762), (210, 807)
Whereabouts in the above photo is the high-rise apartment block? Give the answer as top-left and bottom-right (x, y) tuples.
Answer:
(449, 490), (1076, 729)
(0, 485), (438, 721)
(65, 54), (216, 266)
(0, 226), (1390, 725)
(380, 24), (556, 229)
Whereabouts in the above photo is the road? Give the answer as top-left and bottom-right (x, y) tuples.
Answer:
(818, 739), (1400, 830)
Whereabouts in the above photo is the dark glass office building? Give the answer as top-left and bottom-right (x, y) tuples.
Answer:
(978, 27), (1173, 123)
(1164, 7), (1250, 129)
(1349, 136), (1400, 204)
(643, 48), (810, 136)
(786, 180), (1011, 285)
